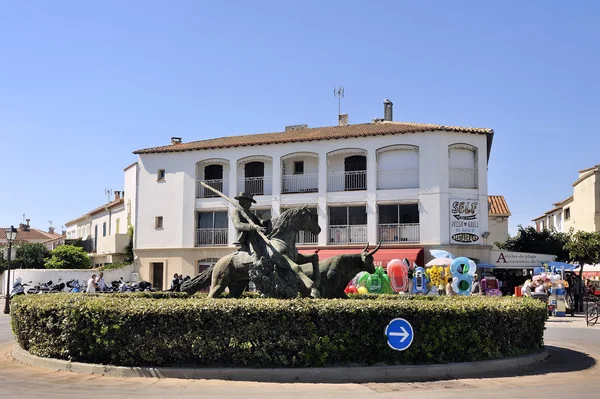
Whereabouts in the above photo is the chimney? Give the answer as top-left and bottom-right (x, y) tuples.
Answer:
(49, 226), (55, 234)
(171, 137), (182, 145)
(114, 191), (121, 201)
(285, 124), (308, 132)
(338, 113), (349, 126)
(383, 99), (393, 121)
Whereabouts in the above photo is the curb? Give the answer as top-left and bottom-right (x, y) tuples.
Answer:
(11, 345), (549, 383)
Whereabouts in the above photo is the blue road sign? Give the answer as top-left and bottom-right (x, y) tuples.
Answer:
(385, 318), (414, 351)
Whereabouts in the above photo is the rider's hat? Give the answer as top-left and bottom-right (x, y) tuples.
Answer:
(234, 192), (256, 203)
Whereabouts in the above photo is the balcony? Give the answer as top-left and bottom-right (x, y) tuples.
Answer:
(282, 173), (318, 194)
(327, 170), (367, 192)
(449, 168), (477, 189)
(238, 176), (273, 196)
(196, 228), (228, 246)
(96, 233), (129, 255)
(377, 224), (420, 243)
(296, 230), (319, 245)
(377, 169), (419, 190)
(196, 179), (228, 198)
(328, 225), (367, 244)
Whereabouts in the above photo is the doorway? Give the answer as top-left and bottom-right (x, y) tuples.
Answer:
(151, 262), (164, 290)
(204, 164), (223, 197)
(244, 161), (265, 195)
(344, 155), (367, 191)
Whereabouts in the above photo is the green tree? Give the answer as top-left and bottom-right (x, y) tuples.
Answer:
(495, 225), (571, 261)
(564, 230), (600, 277)
(45, 245), (93, 269)
(124, 225), (134, 264)
(15, 242), (49, 269)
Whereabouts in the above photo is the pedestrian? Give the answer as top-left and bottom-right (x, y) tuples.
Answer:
(87, 273), (99, 293)
(471, 274), (482, 295)
(96, 272), (107, 292)
(445, 281), (456, 296)
(573, 277), (583, 313)
(170, 273), (181, 292)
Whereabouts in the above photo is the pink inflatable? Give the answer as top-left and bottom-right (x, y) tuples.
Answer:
(387, 258), (409, 293)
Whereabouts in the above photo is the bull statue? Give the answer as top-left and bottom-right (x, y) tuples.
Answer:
(299, 243), (381, 298)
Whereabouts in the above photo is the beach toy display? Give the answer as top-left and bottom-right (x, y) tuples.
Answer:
(387, 258), (409, 293)
(358, 266), (393, 294)
(450, 257), (477, 296)
(411, 266), (429, 294)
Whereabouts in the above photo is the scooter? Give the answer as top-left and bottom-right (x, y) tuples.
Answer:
(10, 278), (30, 298)
(66, 279), (81, 293)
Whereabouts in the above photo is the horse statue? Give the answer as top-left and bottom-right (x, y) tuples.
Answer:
(181, 205), (321, 298)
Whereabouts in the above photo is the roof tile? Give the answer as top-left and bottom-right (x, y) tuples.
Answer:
(488, 195), (511, 216)
(134, 121), (493, 154)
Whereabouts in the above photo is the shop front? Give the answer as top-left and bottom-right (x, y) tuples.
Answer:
(479, 250), (557, 296)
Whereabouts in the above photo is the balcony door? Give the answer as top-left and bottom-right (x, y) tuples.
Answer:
(244, 161), (264, 195)
(203, 164), (223, 197)
(344, 155), (366, 191)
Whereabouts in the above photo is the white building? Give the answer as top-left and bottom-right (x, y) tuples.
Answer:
(131, 100), (496, 289)
(64, 163), (138, 266)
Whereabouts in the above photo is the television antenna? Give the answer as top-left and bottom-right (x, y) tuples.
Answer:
(105, 188), (113, 203)
(334, 86), (344, 116)
(48, 220), (53, 228)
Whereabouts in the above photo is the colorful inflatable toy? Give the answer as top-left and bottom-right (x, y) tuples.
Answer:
(412, 266), (429, 294)
(450, 257), (477, 296)
(387, 258), (409, 293)
(358, 266), (394, 294)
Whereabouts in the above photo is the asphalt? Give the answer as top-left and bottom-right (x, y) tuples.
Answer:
(0, 314), (599, 398)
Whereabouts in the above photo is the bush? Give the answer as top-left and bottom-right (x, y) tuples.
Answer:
(45, 245), (92, 269)
(11, 295), (546, 368)
(98, 262), (129, 271)
(16, 242), (49, 269)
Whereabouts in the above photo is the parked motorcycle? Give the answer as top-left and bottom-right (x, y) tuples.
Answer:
(27, 279), (64, 294)
(66, 279), (82, 293)
(10, 278), (30, 298)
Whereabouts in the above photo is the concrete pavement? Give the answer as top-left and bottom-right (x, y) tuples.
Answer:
(1, 314), (598, 398)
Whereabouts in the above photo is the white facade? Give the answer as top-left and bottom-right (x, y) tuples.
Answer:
(131, 115), (494, 287)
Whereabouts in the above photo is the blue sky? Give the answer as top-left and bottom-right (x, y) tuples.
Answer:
(1, 1), (598, 234)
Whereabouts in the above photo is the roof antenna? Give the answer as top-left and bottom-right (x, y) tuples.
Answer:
(105, 188), (113, 203)
(49, 220), (53, 228)
(334, 86), (344, 118)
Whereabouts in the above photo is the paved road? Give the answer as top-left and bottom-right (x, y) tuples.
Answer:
(0, 314), (598, 398)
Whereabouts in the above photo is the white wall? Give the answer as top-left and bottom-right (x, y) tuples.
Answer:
(135, 129), (489, 249)
(0, 264), (137, 294)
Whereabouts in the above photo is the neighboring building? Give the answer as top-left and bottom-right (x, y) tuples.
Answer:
(0, 220), (66, 257)
(533, 164), (600, 233)
(64, 163), (138, 266)
(487, 195), (511, 248)
(131, 99), (497, 289)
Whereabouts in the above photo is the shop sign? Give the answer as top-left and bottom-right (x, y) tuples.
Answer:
(450, 199), (480, 244)
(491, 250), (556, 268)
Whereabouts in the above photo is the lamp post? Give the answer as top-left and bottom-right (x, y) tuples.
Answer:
(4, 226), (18, 314)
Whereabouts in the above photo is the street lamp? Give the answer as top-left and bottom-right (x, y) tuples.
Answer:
(4, 226), (18, 314)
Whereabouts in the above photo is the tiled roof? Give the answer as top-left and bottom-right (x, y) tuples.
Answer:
(532, 214), (547, 222)
(552, 196), (573, 206)
(488, 195), (511, 216)
(133, 121), (494, 157)
(89, 198), (124, 216)
(0, 227), (62, 242)
(544, 206), (563, 215)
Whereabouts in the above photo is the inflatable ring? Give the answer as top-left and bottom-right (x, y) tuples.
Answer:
(450, 257), (477, 276)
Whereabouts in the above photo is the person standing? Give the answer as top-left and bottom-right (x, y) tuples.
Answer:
(96, 272), (107, 292)
(471, 274), (482, 295)
(87, 274), (99, 293)
(573, 277), (583, 313)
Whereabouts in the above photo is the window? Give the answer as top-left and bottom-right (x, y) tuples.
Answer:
(102, 222), (107, 237)
(378, 204), (420, 243)
(157, 169), (166, 181)
(196, 211), (228, 246)
(294, 161), (304, 175)
(564, 207), (570, 220)
(155, 216), (163, 229)
(378, 204), (419, 224)
(329, 206), (367, 243)
(449, 144), (478, 189)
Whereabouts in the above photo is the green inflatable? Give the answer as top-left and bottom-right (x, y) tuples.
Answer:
(358, 266), (394, 294)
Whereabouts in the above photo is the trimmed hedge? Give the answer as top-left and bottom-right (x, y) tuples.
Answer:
(11, 294), (546, 368)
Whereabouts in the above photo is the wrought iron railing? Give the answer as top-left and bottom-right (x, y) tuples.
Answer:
(238, 176), (273, 196)
(196, 228), (228, 246)
(196, 179), (228, 198)
(282, 173), (318, 194)
(377, 223), (420, 243)
(377, 168), (419, 189)
(328, 225), (368, 244)
(327, 170), (367, 192)
(296, 230), (319, 245)
(449, 168), (477, 189)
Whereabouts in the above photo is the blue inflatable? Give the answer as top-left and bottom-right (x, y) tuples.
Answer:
(450, 257), (477, 296)
(412, 266), (429, 294)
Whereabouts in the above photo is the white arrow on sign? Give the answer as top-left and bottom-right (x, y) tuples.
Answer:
(389, 326), (409, 342)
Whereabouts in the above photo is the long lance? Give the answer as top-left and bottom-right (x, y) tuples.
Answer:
(199, 181), (271, 246)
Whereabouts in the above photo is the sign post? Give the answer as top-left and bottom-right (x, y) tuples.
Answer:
(384, 318), (414, 351)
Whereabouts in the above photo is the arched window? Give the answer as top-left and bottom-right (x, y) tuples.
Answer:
(449, 144), (478, 189)
(196, 159), (230, 198)
(377, 145), (419, 189)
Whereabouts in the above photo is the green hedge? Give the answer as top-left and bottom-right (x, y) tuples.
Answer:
(11, 295), (546, 368)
